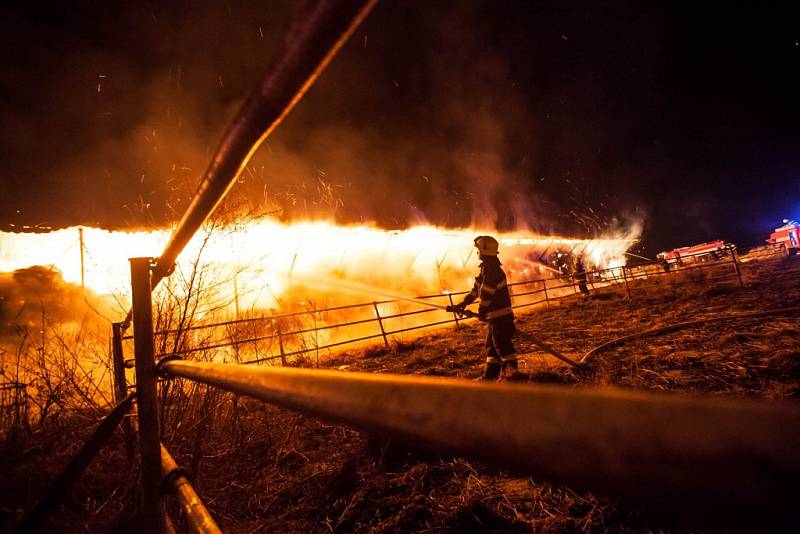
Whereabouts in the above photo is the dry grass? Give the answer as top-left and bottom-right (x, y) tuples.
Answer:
(3, 256), (799, 532)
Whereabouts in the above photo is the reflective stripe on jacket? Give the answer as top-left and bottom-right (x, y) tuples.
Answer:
(461, 259), (514, 321)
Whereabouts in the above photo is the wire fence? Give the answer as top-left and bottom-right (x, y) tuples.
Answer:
(115, 245), (744, 369)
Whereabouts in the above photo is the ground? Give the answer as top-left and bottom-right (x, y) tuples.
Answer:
(2, 256), (799, 532)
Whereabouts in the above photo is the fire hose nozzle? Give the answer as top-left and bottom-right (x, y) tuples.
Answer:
(445, 304), (478, 319)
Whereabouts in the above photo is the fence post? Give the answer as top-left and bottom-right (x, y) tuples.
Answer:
(111, 323), (134, 460)
(731, 247), (744, 288)
(542, 279), (550, 308)
(621, 266), (631, 299)
(78, 226), (85, 291)
(129, 257), (166, 534)
(276, 320), (287, 366)
(447, 293), (461, 328)
(373, 302), (389, 347)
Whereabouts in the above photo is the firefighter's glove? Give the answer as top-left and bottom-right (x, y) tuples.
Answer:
(446, 303), (466, 315)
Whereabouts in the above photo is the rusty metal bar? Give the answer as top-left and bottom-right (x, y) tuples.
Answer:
(160, 444), (221, 534)
(123, 299), (383, 339)
(276, 321), (287, 366)
(621, 266), (631, 299)
(112, 323), (135, 460)
(17, 394), (136, 532)
(245, 332), (387, 364)
(377, 307), (437, 321)
(542, 279), (550, 307)
(159, 360), (800, 521)
(372, 302), (389, 347)
(384, 318), (455, 336)
(78, 227), (85, 290)
(130, 257), (166, 534)
(447, 293), (460, 328)
(731, 246), (744, 288)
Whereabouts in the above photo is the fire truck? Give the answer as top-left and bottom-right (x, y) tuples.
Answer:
(767, 219), (800, 255)
(657, 240), (734, 267)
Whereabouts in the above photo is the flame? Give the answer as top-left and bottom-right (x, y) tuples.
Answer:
(0, 219), (638, 320)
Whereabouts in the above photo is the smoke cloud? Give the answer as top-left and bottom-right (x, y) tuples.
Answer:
(0, 1), (643, 240)
(0, 266), (87, 338)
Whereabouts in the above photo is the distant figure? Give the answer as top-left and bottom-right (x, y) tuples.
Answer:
(447, 235), (517, 380)
(575, 257), (590, 294)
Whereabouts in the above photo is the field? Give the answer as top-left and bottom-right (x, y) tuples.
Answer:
(2, 256), (799, 532)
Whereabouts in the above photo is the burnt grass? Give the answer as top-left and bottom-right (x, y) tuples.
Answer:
(2, 257), (799, 532)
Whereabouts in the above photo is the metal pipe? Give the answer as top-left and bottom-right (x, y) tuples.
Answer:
(130, 257), (166, 534)
(119, 0), (376, 331)
(731, 246), (744, 287)
(111, 323), (135, 460)
(160, 444), (222, 534)
(373, 302), (389, 347)
(17, 394), (136, 532)
(160, 360), (800, 523)
(621, 265), (631, 299)
(78, 226), (85, 290)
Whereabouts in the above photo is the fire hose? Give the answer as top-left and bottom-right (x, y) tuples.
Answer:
(448, 307), (582, 367)
(579, 305), (800, 365)
(452, 306), (800, 369)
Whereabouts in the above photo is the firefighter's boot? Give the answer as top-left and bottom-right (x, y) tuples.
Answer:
(481, 355), (502, 380)
(502, 356), (518, 373)
(501, 356), (525, 380)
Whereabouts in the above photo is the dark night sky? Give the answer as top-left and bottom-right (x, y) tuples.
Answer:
(0, 1), (798, 256)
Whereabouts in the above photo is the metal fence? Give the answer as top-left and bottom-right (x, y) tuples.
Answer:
(737, 242), (791, 262)
(112, 245), (743, 370)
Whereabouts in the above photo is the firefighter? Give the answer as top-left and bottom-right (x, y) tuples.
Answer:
(575, 257), (590, 294)
(447, 235), (517, 380)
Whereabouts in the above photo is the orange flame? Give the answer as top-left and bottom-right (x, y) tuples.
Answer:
(1, 219), (638, 320)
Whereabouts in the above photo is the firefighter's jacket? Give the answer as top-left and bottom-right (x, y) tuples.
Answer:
(461, 258), (514, 322)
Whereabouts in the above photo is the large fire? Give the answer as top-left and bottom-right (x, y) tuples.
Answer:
(1, 218), (638, 402)
(1, 219), (637, 321)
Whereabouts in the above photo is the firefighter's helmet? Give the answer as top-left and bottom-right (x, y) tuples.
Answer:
(474, 235), (499, 256)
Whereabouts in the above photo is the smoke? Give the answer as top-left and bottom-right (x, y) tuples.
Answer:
(0, 1), (640, 239)
(0, 266), (109, 341)
(234, 2), (558, 233)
